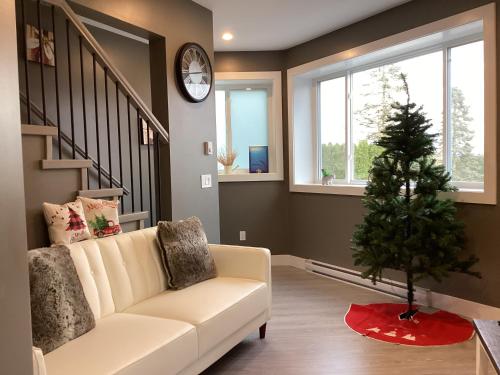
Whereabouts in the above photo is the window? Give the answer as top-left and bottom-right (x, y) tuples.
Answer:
(449, 42), (485, 186)
(215, 71), (283, 182)
(288, 4), (496, 204)
(349, 51), (444, 182)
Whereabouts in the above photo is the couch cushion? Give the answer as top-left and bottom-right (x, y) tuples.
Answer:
(125, 277), (268, 356)
(156, 217), (216, 290)
(28, 246), (95, 354)
(66, 227), (167, 319)
(44, 313), (197, 375)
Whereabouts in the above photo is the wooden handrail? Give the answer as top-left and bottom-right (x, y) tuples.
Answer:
(44, 0), (169, 143)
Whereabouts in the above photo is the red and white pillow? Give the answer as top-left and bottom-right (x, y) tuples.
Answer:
(42, 200), (91, 246)
(77, 196), (122, 239)
(43, 197), (122, 246)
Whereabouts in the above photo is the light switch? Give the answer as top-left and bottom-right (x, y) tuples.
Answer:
(239, 231), (246, 241)
(201, 174), (212, 188)
(204, 141), (213, 155)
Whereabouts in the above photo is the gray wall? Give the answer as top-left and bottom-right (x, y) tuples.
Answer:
(216, 0), (500, 307)
(0, 0), (33, 373)
(215, 51), (290, 254)
(72, 0), (220, 242)
(88, 24), (152, 107)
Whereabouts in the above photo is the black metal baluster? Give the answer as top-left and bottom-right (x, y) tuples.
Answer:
(20, 0), (31, 124)
(51, 5), (61, 158)
(155, 133), (162, 221)
(137, 109), (144, 211)
(147, 120), (153, 225)
(127, 96), (135, 211)
(116, 82), (124, 213)
(79, 37), (88, 157)
(66, 19), (75, 158)
(104, 67), (112, 188)
(92, 54), (101, 188)
(37, 0), (47, 125)
(79, 36), (88, 188)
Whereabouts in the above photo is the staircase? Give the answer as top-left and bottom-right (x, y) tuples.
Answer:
(16, 0), (168, 248)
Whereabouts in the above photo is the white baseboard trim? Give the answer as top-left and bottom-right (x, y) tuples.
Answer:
(271, 254), (500, 320)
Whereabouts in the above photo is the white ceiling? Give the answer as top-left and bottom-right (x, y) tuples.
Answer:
(193, 0), (410, 51)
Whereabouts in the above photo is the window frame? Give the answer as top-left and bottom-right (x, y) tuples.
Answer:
(287, 4), (496, 204)
(315, 35), (483, 187)
(215, 71), (284, 182)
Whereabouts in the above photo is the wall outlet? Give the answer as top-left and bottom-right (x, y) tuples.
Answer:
(201, 174), (212, 188)
(204, 141), (213, 155)
(239, 231), (246, 241)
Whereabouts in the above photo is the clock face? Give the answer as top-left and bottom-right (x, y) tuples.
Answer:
(176, 43), (213, 103)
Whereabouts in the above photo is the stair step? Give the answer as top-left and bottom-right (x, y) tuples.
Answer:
(41, 159), (93, 170)
(119, 211), (149, 229)
(78, 188), (124, 199)
(21, 124), (57, 136)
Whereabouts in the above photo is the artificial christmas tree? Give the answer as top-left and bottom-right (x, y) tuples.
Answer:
(352, 74), (480, 320)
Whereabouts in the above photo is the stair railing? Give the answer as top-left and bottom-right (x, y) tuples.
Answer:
(19, 92), (131, 196)
(17, 0), (167, 225)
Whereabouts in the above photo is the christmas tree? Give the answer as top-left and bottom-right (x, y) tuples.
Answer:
(352, 74), (480, 320)
(88, 215), (109, 231)
(66, 207), (86, 231)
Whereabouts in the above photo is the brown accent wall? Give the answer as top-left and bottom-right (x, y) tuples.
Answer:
(216, 0), (500, 307)
(62, 0), (221, 241)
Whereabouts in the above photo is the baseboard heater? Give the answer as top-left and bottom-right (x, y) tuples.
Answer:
(304, 259), (429, 303)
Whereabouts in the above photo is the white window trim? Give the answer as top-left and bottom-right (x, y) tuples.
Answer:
(215, 71), (284, 183)
(287, 4), (496, 204)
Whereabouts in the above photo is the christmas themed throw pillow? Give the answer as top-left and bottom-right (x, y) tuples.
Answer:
(42, 200), (91, 246)
(77, 196), (122, 239)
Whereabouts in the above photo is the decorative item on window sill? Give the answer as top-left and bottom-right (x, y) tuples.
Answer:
(249, 146), (269, 174)
(321, 168), (335, 186)
(217, 149), (237, 175)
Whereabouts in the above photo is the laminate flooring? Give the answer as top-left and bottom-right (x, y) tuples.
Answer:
(203, 266), (493, 375)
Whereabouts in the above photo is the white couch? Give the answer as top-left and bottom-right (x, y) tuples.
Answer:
(33, 227), (272, 375)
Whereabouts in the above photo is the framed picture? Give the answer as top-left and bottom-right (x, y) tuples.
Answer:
(26, 24), (55, 67)
(249, 146), (269, 173)
(140, 119), (154, 145)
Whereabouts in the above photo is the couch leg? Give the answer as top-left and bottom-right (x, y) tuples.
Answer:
(259, 323), (267, 339)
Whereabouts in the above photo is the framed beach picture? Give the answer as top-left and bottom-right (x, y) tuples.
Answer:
(26, 24), (55, 67)
(249, 146), (269, 173)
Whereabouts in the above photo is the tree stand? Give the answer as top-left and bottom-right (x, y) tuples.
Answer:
(399, 275), (418, 320)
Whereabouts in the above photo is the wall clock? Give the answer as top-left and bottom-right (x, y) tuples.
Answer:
(175, 43), (213, 103)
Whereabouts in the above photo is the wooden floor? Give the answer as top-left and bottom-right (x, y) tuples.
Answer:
(203, 266), (487, 375)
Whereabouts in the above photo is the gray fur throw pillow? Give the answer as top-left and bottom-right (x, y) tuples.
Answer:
(28, 246), (95, 354)
(157, 217), (217, 290)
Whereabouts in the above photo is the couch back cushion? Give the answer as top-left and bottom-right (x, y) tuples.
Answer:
(66, 227), (167, 319)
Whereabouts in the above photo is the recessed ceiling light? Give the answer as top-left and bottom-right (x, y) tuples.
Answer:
(222, 32), (234, 41)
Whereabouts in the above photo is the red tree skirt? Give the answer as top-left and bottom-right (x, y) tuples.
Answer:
(344, 303), (474, 346)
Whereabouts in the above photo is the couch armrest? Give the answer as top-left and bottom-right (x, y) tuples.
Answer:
(209, 244), (272, 317)
(32, 347), (47, 375)
(209, 244), (271, 286)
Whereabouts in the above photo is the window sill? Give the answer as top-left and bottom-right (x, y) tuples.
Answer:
(218, 172), (284, 183)
(290, 183), (496, 204)
(290, 183), (365, 196)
